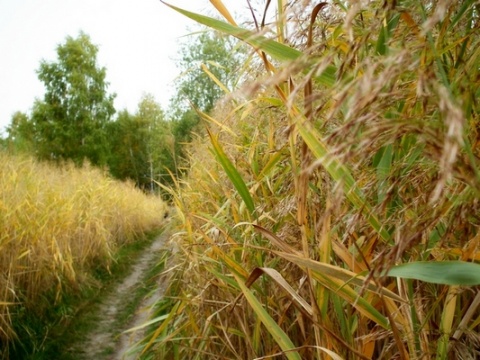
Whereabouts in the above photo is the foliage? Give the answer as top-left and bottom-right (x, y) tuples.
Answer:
(30, 32), (115, 166)
(163, 27), (249, 184)
(171, 29), (246, 114)
(0, 151), (167, 359)
(108, 94), (176, 191)
(4, 111), (35, 153)
(141, 1), (480, 359)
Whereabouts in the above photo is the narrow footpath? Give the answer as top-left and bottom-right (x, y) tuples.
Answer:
(66, 230), (170, 360)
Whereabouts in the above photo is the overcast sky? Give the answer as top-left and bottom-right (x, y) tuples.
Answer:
(0, 0), (248, 134)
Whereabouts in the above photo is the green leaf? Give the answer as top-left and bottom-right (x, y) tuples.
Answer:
(208, 129), (255, 215)
(162, 2), (337, 87)
(233, 274), (302, 360)
(295, 120), (391, 243)
(386, 261), (480, 285)
(163, 2), (301, 61)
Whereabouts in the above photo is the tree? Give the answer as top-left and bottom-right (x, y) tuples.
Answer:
(137, 94), (176, 190)
(173, 30), (245, 114)
(107, 109), (145, 185)
(5, 111), (35, 153)
(166, 30), (247, 175)
(108, 94), (176, 191)
(31, 32), (115, 166)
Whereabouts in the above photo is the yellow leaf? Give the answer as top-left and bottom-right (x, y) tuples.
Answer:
(209, 0), (237, 26)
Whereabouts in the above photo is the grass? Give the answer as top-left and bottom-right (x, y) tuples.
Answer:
(49, 228), (167, 360)
(140, 1), (480, 359)
(14, 231), (156, 360)
(0, 151), (167, 359)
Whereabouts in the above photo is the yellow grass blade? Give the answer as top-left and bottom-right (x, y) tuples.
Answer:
(244, 267), (313, 316)
(295, 119), (391, 243)
(201, 63), (231, 94)
(209, 0), (237, 26)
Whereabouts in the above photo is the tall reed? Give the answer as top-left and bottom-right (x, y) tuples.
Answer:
(143, 1), (480, 359)
(0, 152), (166, 356)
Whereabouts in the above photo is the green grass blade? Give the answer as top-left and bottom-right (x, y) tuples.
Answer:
(276, 251), (404, 301)
(233, 274), (302, 360)
(275, 252), (391, 329)
(162, 2), (301, 61)
(386, 261), (480, 285)
(208, 129), (255, 216)
(295, 120), (391, 243)
(162, 2), (337, 87)
(256, 150), (284, 180)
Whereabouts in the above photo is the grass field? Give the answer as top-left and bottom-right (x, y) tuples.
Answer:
(139, 1), (480, 359)
(0, 152), (167, 358)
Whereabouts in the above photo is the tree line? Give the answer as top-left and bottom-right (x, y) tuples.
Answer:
(2, 31), (244, 193)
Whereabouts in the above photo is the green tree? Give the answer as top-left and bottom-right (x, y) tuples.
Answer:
(137, 94), (176, 190)
(32, 32), (115, 166)
(107, 109), (146, 185)
(173, 30), (245, 114)
(5, 111), (35, 153)
(108, 94), (176, 191)
(166, 30), (246, 174)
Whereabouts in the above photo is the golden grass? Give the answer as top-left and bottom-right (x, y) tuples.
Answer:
(142, 1), (480, 359)
(0, 152), (166, 350)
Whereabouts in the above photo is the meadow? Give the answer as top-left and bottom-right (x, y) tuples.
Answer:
(0, 152), (166, 357)
(1, 1), (479, 359)
(139, 1), (480, 359)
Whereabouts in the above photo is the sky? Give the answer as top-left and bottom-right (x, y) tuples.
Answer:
(0, 0), (248, 135)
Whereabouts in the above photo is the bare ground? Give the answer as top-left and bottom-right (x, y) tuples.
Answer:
(67, 230), (170, 360)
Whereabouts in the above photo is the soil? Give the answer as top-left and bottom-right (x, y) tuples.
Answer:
(66, 229), (170, 360)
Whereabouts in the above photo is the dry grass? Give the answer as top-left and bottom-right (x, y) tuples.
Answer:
(142, 1), (480, 359)
(0, 152), (166, 354)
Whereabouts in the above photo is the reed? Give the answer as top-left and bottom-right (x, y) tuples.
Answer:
(142, 1), (480, 359)
(0, 152), (166, 356)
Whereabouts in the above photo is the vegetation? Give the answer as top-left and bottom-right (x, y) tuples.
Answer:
(0, 152), (166, 358)
(138, 1), (480, 359)
(30, 32), (114, 166)
(107, 94), (176, 191)
(4, 30), (243, 192)
(3, 0), (480, 358)
(172, 30), (246, 114)
(0, 7), (248, 360)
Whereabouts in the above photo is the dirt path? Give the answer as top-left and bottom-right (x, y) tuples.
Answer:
(69, 230), (169, 360)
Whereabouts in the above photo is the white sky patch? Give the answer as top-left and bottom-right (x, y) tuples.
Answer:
(0, 0), (249, 134)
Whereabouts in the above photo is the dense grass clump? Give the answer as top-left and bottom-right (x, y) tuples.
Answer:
(140, 1), (480, 359)
(0, 152), (166, 357)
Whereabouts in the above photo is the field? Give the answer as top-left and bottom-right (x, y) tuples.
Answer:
(138, 1), (480, 359)
(1, 1), (480, 359)
(0, 152), (166, 357)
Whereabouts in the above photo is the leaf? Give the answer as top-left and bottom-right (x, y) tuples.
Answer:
(195, 108), (237, 137)
(161, 2), (337, 87)
(295, 119), (392, 243)
(244, 267), (313, 317)
(252, 224), (301, 255)
(233, 274), (302, 360)
(209, 0), (237, 26)
(386, 261), (480, 285)
(163, 2), (301, 61)
(201, 63), (230, 94)
(256, 151), (284, 180)
(275, 252), (392, 329)
(141, 300), (183, 355)
(207, 129), (255, 215)
(276, 252), (405, 303)
(123, 314), (169, 333)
